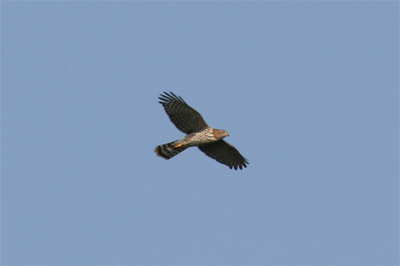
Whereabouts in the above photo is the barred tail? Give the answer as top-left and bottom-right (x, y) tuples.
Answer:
(154, 141), (186, 159)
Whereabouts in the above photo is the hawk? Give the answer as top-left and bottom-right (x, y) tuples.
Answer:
(154, 92), (249, 170)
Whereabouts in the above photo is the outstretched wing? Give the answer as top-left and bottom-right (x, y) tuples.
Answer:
(158, 92), (209, 134)
(198, 140), (249, 170)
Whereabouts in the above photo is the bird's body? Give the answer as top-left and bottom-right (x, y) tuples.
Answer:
(177, 128), (228, 148)
(154, 92), (248, 170)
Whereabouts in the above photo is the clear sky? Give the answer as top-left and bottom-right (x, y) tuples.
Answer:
(2, 1), (398, 265)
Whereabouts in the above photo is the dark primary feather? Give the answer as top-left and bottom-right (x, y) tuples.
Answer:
(198, 140), (249, 170)
(158, 92), (209, 134)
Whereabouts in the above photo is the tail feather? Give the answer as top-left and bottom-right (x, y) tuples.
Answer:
(154, 141), (186, 159)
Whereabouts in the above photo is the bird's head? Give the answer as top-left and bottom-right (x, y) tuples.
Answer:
(213, 129), (229, 139)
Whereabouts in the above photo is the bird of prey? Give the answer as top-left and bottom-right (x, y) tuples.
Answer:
(154, 92), (249, 170)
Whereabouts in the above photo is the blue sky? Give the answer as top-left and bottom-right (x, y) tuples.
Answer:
(2, 1), (398, 265)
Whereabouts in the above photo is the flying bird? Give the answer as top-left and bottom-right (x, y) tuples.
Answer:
(154, 92), (249, 170)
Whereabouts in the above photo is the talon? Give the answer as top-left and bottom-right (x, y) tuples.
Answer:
(174, 143), (183, 148)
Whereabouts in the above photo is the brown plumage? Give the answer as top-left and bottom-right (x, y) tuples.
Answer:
(155, 92), (249, 170)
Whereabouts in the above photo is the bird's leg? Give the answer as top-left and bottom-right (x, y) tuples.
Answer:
(173, 143), (184, 148)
